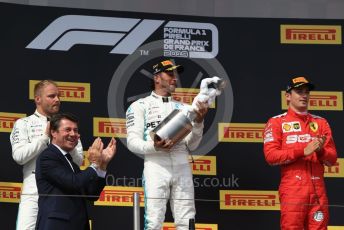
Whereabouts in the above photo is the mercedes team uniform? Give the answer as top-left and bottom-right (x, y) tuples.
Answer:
(263, 108), (337, 230)
(126, 91), (204, 230)
(10, 110), (83, 230)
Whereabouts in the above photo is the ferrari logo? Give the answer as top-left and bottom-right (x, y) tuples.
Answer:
(310, 122), (318, 132)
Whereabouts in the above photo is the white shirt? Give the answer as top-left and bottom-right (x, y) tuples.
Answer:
(53, 144), (106, 178)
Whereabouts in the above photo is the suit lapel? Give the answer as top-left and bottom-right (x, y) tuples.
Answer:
(48, 144), (77, 173)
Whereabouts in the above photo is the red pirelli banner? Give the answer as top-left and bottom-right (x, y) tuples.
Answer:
(29, 80), (91, 103)
(218, 123), (264, 143)
(220, 190), (280, 211)
(93, 117), (126, 138)
(94, 186), (144, 207)
(0, 182), (22, 203)
(281, 91), (343, 111)
(0, 112), (26, 133)
(163, 222), (218, 230)
(280, 25), (342, 44)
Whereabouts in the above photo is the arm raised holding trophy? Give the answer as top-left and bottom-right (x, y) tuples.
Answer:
(150, 75), (227, 148)
(126, 59), (226, 230)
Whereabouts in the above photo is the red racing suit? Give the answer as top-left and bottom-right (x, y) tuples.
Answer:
(263, 108), (337, 230)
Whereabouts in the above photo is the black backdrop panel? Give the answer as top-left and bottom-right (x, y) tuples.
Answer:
(0, 3), (343, 229)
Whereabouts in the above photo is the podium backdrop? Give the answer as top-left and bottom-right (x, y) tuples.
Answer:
(0, 2), (343, 229)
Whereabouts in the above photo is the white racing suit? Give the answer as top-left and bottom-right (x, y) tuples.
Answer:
(10, 110), (83, 230)
(126, 92), (204, 230)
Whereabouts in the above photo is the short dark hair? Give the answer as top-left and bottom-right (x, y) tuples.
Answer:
(50, 113), (79, 132)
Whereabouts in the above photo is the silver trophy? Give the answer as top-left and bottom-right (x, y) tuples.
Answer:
(150, 76), (227, 145)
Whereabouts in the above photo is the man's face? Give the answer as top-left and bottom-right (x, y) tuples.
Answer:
(286, 85), (310, 112)
(51, 119), (80, 152)
(155, 71), (178, 94)
(36, 84), (60, 116)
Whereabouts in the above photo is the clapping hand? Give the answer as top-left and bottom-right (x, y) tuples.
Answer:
(316, 135), (326, 152)
(100, 137), (116, 170)
(304, 135), (327, 156)
(87, 137), (104, 167)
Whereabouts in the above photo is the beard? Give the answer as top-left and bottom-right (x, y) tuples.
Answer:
(161, 80), (176, 94)
(168, 84), (176, 93)
(46, 104), (60, 116)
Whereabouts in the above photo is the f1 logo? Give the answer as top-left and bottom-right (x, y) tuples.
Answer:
(26, 15), (164, 54)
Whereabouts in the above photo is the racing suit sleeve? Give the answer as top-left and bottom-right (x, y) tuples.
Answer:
(316, 119), (337, 166)
(10, 118), (49, 165)
(70, 140), (84, 166)
(126, 101), (159, 155)
(263, 118), (305, 165)
(185, 121), (204, 151)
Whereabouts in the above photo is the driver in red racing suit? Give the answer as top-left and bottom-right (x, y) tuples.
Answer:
(263, 76), (337, 230)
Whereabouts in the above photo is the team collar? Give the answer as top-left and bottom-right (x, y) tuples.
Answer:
(151, 91), (172, 103)
(287, 108), (310, 120)
(34, 110), (50, 121)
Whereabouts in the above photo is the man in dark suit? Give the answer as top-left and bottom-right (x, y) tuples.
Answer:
(35, 113), (116, 230)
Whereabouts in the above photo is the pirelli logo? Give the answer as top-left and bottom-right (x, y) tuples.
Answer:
(94, 186), (144, 207)
(0, 112), (26, 133)
(79, 151), (90, 170)
(163, 222), (218, 230)
(218, 123), (264, 143)
(29, 80), (91, 102)
(281, 25), (342, 44)
(172, 88), (215, 108)
(0, 182), (22, 203)
(328, 226), (344, 230)
(325, 158), (344, 178)
(93, 117), (126, 138)
(220, 190), (280, 210)
(190, 155), (216, 176)
(281, 91), (343, 111)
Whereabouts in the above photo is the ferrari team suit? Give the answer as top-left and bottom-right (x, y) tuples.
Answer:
(263, 108), (337, 230)
(126, 91), (204, 230)
(10, 110), (83, 230)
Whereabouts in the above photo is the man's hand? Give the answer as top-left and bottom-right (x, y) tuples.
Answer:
(87, 137), (103, 167)
(304, 136), (326, 156)
(194, 101), (208, 123)
(316, 135), (326, 152)
(100, 138), (116, 170)
(153, 135), (174, 151)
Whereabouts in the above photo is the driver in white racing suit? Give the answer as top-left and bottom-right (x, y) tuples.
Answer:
(126, 60), (208, 230)
(10, 80), (83, 230)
